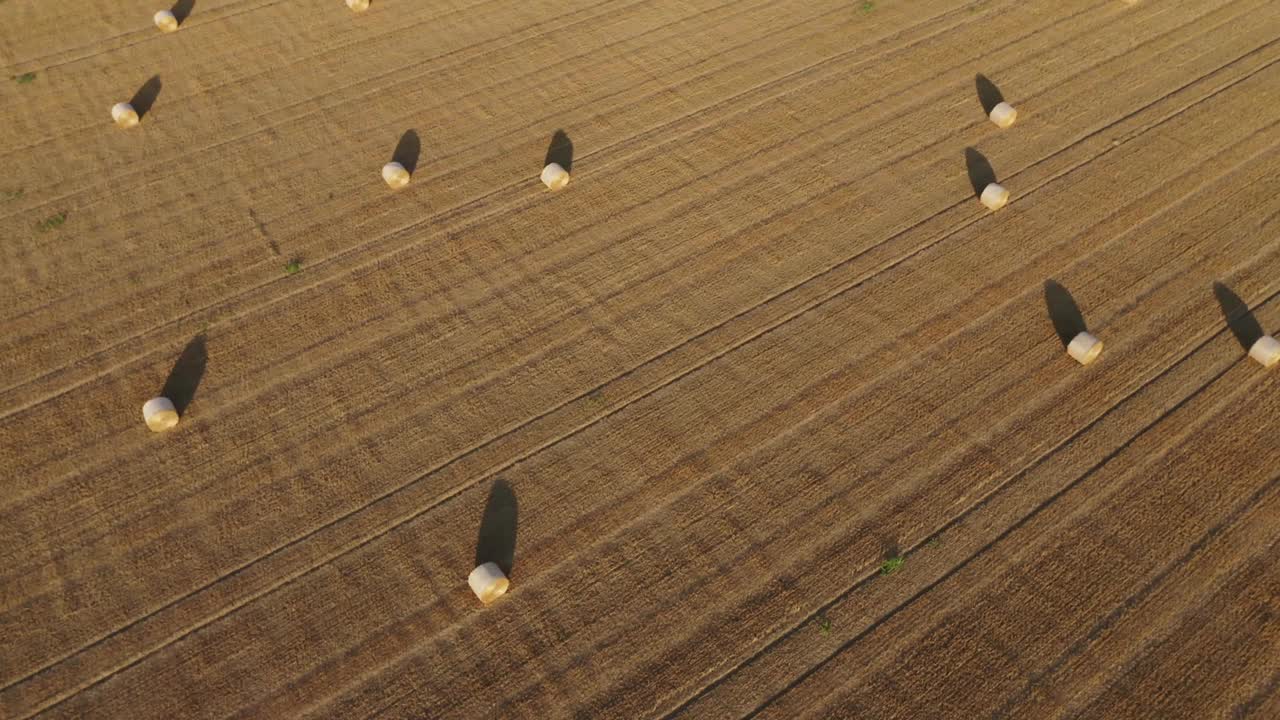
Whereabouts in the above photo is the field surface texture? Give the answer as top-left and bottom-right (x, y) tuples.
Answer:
(2, 0), (1279, 717)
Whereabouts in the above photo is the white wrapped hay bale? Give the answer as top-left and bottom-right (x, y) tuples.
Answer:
(989, 101), (1017, 129)
(142, 397), (179, 432)
(541, 162), (569, 191)
(347, 0), (371, 11)
(112, 102), (140, 129)
(1249, 335), (1280, 368)
(980, 182), (1009, 211)
(468, 562), (509, 605)
(382, 162), (410, 189)
(154, 10), (179, 32)
(1067, 331), (1103, 365)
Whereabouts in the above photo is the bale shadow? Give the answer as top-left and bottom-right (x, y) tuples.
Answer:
(130, 75), (163, 119)
(160, 334), (207, 415)
(475, 479), (518, 576)
(544, 129), (573, 172)
(1044, 280), (1088, 348)
(975, 73), (1005, 115)
(391, 129), (420, 175)
(171, 0), (196, 23)
(1213, 282), (1264, 351)
(965, 147), (996, 198)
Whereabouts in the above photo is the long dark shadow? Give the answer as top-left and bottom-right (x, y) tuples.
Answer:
(975, 73), (1005, 115)
(392, 129), (420, 175)
(964, 147), (996, 198)
(171, 0), (196, 23)
(160, 334), (207, 415)
(475, 479), (518, 576)
(1044, 280), (1087, 348)
(544, 129), (574, 172)
(1213, 281), (1264, 351)
(130, 75), (163, 119)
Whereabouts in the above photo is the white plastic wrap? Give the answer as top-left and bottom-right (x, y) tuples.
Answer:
(112, 102), (140, 129)
(382, 161), (410, 189)
(142, 397), (180, 432)
(541, 162), (570, 191)
(468, 562), (509, 605)
(1067, 331), (1103, 365)
(989, 101), (1017, 129)
(154, 10), (179, 32)
(980, 182), (1009, 211)
(1248, 335), (1280, 368)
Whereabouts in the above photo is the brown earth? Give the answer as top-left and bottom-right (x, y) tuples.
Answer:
(2, 0), (1279, 717)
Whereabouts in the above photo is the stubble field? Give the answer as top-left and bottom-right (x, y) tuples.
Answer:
(2, 0), (1279, 717)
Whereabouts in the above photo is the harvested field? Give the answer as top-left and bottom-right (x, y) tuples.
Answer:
(2, 0), (1279, 717)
